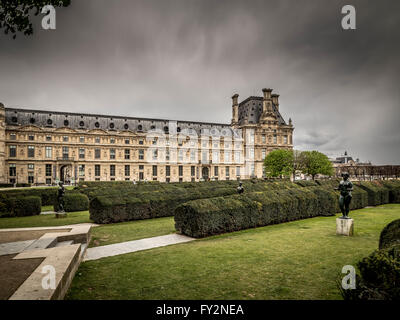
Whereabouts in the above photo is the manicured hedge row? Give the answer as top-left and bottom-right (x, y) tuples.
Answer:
(379, 219), (400, 249)
(53, 192), (89, 212)
(356, 181), (389, 206)
(342, 219), (400, 300)
(88, 180), (304, 224)
(381, 180), (400, 203)
(0, 196), (41, 218)
(0, 187), (57, 206)
(174, 187), (338, 238)
(89, 187), (240, 224)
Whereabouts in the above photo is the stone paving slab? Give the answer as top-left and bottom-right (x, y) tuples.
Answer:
(84, 234), (195, 261)
(9, 244), (82, 300)
(0, 240), (35, 256)
(0, 223), (97, 233)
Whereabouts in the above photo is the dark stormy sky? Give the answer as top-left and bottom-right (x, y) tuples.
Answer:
(0, 0), (399, 164)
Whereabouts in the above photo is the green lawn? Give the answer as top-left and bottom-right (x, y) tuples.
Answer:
(0, 210), (91, 229)
(90, 217), (175, 247)
(66, 204), (400, 300)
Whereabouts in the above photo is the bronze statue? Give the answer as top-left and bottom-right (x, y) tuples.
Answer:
(237, 182), (244, 194)
(335, 172), (353, 219)
(57, 181), (65, 212)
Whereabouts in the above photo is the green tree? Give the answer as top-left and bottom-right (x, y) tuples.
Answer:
(0, 0), (71, 39)
(263, 149), (294, 178)
(302, 150), (334, 180)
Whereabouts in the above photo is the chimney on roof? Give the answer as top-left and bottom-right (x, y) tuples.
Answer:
(271, 94), (279, 111)
(262, 88), (273, 113)
(231, 93), (239, 126)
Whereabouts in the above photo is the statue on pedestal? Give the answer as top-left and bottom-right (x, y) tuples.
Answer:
(335, 172), (353, 219)
(57, 181), (65, 213)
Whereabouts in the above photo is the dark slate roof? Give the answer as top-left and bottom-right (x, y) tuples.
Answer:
(238, 96), (286, 126)
(5, 107), (234, 136)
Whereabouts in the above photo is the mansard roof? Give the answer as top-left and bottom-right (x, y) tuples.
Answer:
(238, 96), (286, 126)
(5, 107), (233, 135)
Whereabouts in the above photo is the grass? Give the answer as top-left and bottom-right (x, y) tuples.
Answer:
(90, 217), (175, 247)
(66, 204), (400, 300)
(0, 210), (91, 229)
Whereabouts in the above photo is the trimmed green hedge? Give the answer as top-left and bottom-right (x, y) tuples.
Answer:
(174, 187), (338, 238)
(0, 187), (57, 206)
(0, 196), (41, 218)
(381, 180), (400, 203)
(88, 180), (303, 224)
(356, 181), (389, 206)
(53, 192), (89, 212)
(379, 219), (400, 249)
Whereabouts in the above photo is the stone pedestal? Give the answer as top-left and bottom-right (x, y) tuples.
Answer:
(55, 212), (67, 219)
(336, 218), (354, 236)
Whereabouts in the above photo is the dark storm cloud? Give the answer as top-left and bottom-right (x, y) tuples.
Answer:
(0, 0), (399, 164)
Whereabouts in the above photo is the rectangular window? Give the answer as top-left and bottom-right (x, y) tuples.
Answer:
(110, 138), (115, 144)
(139, 149), (144, 160)
(62, 147), (69, 159)
(79, 148), (85, 159)
(63, 136), (69, 142)
(10, 133), (16, 140)
(124, 149), (130, 160)
(9, 164), (16, 177)
(95, 137), (100, 143)
(110, 165), (115, 177)
(95, 165), (100, 176)
(125, 165), (130, 176)
(46, 164), (52, 177)
(79, 136), (85, 143)
(45, 146), (52, 158)
(191, 166), (195, 176)
(273, 135), (277, 144)
(190, 150), (195, 162)
(28, 135), (34, 141)
(166, 165), (170, 177)
(139, 140), (144, 145)
(139, 172), (144, 180)
(236, 166), (241, 176)
(46, 178), (52, 185)
(214, 166), (219, 176)
(178, 165), (183, 176)
(46, 135), (52, 141)
(235, 151), (241, 163)
(28, 146), (35, 158)
(262, 149), (266, 159)
(125, 139), (130, 145)
(95, 149), (101, 159)
(284, 135), (288, 144)
(28, 175), (34, 184)
(28, 163), (34, 170)
(9, 145), (16, 157)
(110, 149), (116, 160)
(262, 135), (266, 144)
(152, 149), (158, 160)
(139, 165), (144, 170)
(225, 166), (230, 177)
(152, 165), (157, 176)
(166, 149), (170, 161)
(79, 164), (85, 176)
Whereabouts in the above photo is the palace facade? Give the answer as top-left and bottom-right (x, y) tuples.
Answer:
(0, 88), (294, 185)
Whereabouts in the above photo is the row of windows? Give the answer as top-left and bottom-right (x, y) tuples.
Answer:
(9, 133), (144, 145)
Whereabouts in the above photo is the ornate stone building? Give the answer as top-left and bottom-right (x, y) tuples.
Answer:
(0, 88), (293, 185)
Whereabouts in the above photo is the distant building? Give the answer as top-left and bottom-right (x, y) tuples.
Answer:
(0, 88), (294, 184)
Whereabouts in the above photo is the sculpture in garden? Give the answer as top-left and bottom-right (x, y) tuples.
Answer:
(335, 172), (353, 219)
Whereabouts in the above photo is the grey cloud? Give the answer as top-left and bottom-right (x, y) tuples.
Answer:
(0, 0), (399, 163)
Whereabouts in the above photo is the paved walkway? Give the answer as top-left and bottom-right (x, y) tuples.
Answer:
(84, 234), (195, 261)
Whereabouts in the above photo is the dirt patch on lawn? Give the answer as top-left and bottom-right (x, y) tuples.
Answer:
(0, 254), (44, 300)
(0, 229), (71, 244)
